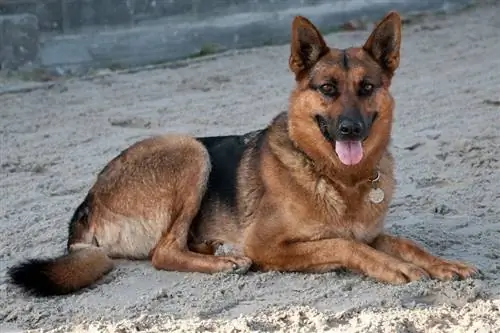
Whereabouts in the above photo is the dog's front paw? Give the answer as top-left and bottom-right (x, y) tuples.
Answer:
(368, 261), (430, 284)
(424, 260), (480, 281)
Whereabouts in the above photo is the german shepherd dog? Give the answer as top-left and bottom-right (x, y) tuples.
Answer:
(9, 11), (478, 296)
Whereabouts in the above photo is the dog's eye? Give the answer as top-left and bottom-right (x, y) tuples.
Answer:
(318, 83), (337, 97)
(360, 82), (374, 96)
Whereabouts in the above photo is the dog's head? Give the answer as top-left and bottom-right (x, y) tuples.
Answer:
(287, 12), (401, 170)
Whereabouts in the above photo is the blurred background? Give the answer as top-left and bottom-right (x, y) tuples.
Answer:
(0, 0), (474, 74)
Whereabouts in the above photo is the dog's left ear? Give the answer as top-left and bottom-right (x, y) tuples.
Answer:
(289, 16), (329, 76)
(363, 11), (402, 74)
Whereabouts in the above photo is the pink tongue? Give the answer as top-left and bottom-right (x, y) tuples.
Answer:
(335, 141), (363, 165)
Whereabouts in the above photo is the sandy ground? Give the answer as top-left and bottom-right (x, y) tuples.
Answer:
(1, 3), (500, 333)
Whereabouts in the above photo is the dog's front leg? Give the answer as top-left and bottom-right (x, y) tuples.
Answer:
(251, 238), (429, 284)
(371, 234), (479, 280)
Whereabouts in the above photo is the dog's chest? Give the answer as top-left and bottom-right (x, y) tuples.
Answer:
(313, 178), (389, 243)
(337, 214), (385, 243)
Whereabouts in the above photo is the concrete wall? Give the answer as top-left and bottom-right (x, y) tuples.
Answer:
(0, 13), (38, 69)
(1, 0), (337, 32)
(0, 0), (472, 72)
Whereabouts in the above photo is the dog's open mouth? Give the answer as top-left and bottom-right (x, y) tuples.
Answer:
(315, 115), (364, 166)
(335, 141), (363, 166)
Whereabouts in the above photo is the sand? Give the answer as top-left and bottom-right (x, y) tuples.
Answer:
(1, 2), (499, 332)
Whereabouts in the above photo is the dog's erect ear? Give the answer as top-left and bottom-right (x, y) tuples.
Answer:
(289, 16), (329, 76)
(363, 11), (402, 74)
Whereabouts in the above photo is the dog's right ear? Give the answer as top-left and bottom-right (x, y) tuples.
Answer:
(289, 16), (329, 76)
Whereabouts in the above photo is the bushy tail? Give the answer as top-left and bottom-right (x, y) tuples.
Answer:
(8, 246), (114, 296)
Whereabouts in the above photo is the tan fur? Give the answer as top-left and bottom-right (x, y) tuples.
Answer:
(86, 134), (252, 273)
(9, 11), (478, 296)
(46, 246), (113, 294)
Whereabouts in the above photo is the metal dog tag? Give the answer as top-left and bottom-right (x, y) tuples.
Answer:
(369, 187), (385, 204)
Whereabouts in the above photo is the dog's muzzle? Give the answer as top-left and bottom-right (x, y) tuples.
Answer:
(315, 112), (377, 166)
(315, 114), (367, 142)
(336, 115), (366, 141)
(315, 112), (378, 143)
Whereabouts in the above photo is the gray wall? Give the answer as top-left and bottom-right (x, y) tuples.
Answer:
(0, 0), (472, 72)
(1, 0), (359, 32)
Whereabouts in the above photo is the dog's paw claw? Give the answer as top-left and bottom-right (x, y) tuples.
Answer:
(474, 268), (484, 278)
(231, 265), (250, 275)
(225, 256), (252, 275)
(419, 273), (431, 281)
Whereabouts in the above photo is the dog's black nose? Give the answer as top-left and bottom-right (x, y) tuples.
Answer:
(337, 118), (364, 140)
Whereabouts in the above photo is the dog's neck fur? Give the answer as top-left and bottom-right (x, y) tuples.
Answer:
(266, 111), (389, 188)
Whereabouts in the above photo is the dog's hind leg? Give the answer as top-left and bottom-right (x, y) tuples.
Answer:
(150, 137), (252, 274)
